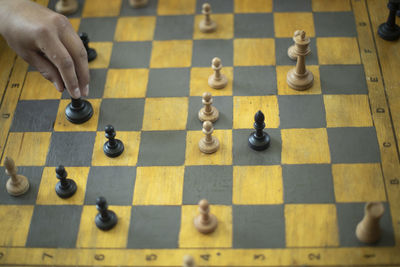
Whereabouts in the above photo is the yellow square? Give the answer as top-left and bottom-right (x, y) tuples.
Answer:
(20, 72), (62, 100)
(114, 17), (156, 41)
(150, 40), (193, 68)
(233, 165), (283, 204)
(312, 0), (351, 11)
(36, 167), (89, 205)
(92, 131), (141, 166)
(142, 97), (188, 130)
(69, 18), (81, 32)
(233, 96), (279, 129)
(133, 166), (184, 205)
(89, 42), (113, 69)
(234, 39), (275, 66)
(179, 205), (232, 248)
(54, 99), (101, 132)
(274, 12), (315, 38)
(276, 65), (322, 95)
(77, 206), (131, 248)
(2, 132), (51, 166)
(185, 130), (232, 165)
(324, 95), (373, 127)
(190, 67), (233, 96)
(332, 163), (387, 202)
(82, 0), (122, 17)
(193, 14), (234, 39)
(0, 205), (34, 246)
(234, 0), (272, 13)
(104, 69), (148, 98)
(317, 37), (361, 65)
(157, 0), (196, 15)
(281, 128), (331, 164)
(285, 204), (339, 247)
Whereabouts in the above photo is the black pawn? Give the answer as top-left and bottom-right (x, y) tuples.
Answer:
(103, 125), (124, 158)
(378, 1), (400, 41)
(79, 32), (97, 62)
(248, 110), (270, 151)
(65, 97), (93, 124)
(95, 196), (118, 231)
(55, 165), (77, 198)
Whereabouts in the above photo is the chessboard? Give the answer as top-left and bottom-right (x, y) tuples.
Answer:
(0, 0), (399, 266)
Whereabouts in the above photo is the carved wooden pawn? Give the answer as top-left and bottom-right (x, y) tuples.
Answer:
(199, 121), (219, 154)
(198, 92), (219, 122)
(208, 57), (228, 89)
(4, 157), (29, 196)
(199, 3), (217, 33)
(183, 255), (196, 267)
(129, 0), (149, 8)
(288, 30), (311, 60)
(356, 202), (384, 244)
(194, 199), (218, 234)
(287, 30), (314, 91)
(55, 0), (78, 15)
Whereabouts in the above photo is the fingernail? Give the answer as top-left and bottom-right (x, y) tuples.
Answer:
(54, 82), (62, 92)
(83, 84), (89, 97)
(73, 87), (81, 98)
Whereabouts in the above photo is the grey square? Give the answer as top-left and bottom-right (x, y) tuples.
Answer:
(85, 167), (136, 205)
(62, 69), (107, 99)
(328, 127), (381, 163)
(314, 12), (357, 37)
(336, 202), (395, 247)
(120, 0), (158, 16)
(273, 0), (311, 11)
(154, 15), (194, 40)
(183, 166), (232, 204)
(233, 129), (281, 165)
(233, 205), (285, 248)
(320, 65), (368, 94)
(147, 68), (190, 97)
(98, 99), (144, 131)
(192, 40), (233, 67)
(282, 164), (334, 203)
(234, 14), (274, 38)
(78, 18), (117, 42)
(48, 0), (84, 17)
(233, 66), (277, 96)
(110, 42), (152, 68)
(196, 0), (233, 13)
(187, 96), (233, 130)
(0, 167), (43, 205)
(137, 131), (186, 166)
(275, 38), (318, 65)
(46, 132), (96, 166)
(10, 100), (59, 132)
(127, 206), (180, 248)
(278, 95), (326, 128)
(26, 205), (82, 248)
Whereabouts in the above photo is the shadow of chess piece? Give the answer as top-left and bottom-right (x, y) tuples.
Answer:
(103, 125), (124, 158)
(198, 121), (219, 154)
(378, 1), (400, 41)
(55, 165), (77, 198)
(208, 57), (228, 89)
(199, 3), (217, 33)
(356, 202), (384, 244)
(129, 0), (148, 8)
(55, 0), (78, 15)
(65, 97), (93, 124)
(248, 110), (270, 151)
(95, 196), (118, 231)
(288, 30), (311, 60)
(79, 32), (97, 62)
(198, 92), (219, 122)
(4, 156), (29, 196)
(194, 199), (218, 234)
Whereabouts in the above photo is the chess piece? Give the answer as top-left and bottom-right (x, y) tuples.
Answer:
(286, 30), (314, 90)
(356, 202), (384, 244)
(65, 97), (93, 124)
(129, 0), (148, 8)
(248, 110), (270, 151)
(4, 156), (29, 196)
(198, 92), (219, 122)
(288, 30), (311, 60)
(208, 57), (228, 89)
(199, 3), (217, 33)
(378, 1), (400, 41)
(95, 196), (118, 231)
(103, 125), (124, 158)
(55, 0), (78, 15)
(183, 255), (196, 267)
(199, 121), (219, 154)
(194, 199), (218, 234)
(55, 165), (77, 198)
(79, 32), (97, 62)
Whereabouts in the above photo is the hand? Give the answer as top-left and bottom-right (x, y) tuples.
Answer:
(0, 0), (89, 98)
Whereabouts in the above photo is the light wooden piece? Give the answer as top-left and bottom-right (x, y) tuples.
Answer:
(4, 156), (29, 196)
(208, 57), (228, 89)
(55, 0), (78, 15)
(288, 30), (311, 60)
(198, 92), (219, 122)
(199, 3), (217, 33)
(129, 0), (148, 8)
(183, 255), (196, 267)
(194, 199), (218, 234)
(287, 30), (314, 90)
(356, 202), (384, 244)
(198, 121), (219, 154)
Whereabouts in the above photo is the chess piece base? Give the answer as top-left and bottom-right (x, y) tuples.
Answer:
(55, 179), (77, 198)
(88, 48), (97, 62)
(6, 175), (29, 196)
(378, 22), (400, 41)
(199, 20), (217, 33)
(55, 0), (78, 15)
(95, 210), (118, 231)
(198, 106), (219, 122)
(103, 139), (125, 158)
(194, 213), (218, 234)
(287, 44), (311, 60)
(248, 132), (270, 151)
(287, 68), (314, 91)
(208, 74), (228, 89)
(65, 99), (93, 124)
(129, 0), (148, 8)
(199, 137), (219, 154)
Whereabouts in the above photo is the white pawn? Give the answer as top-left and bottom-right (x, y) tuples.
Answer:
(198, 92), (219, 123)
(198, 121), (219, 154)
(183, 255), (196, 267)
(55, 0), (78, 15)
(129, 0), (148, 8)
(208, 57), (228, 89)
(356, 202), (384, 244)
(288, 30), (311, 60)
(194, 199), (218, 234)
(4, 156), (29, 196)
(199, 3), (217, 33)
